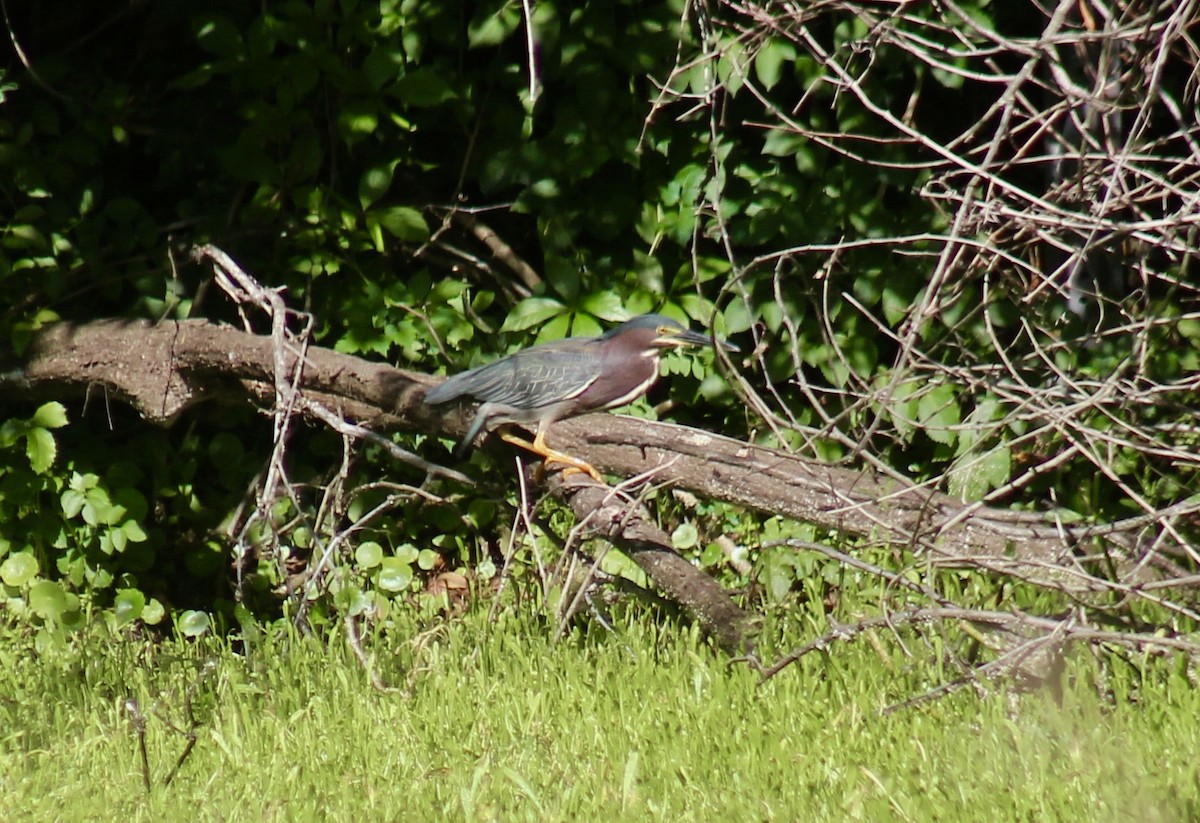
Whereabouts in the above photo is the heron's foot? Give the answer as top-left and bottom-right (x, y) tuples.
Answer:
(499, 431), (606, 483)
(543, 455), (605, 483)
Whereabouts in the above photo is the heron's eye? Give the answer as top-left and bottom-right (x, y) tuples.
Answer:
(656, 326), (673, 335)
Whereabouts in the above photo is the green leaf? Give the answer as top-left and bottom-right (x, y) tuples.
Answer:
(466, 499), (496, 528)
(208, 432), (245, 469)
(917, 384), (961, 446)
(142, 598), (166, 625)
(394, 544), (420, 564)
(61, 489), (86, 519)
(113, 588), (146, 626)
(671, 523), (700, 550)
(90, 567), (114, 590)
(358, 164), (395, 210)
(29, 580), (69, 620)
(377, 557), (413, 592)
(536, 313), (572, 343)
(417, 549), (440, 571)
(1178, 317), (1200, 339)
(0, 419), (23, 448)
(26, 427), (56, 473)
(468, 6), (521, 48)
(82, 486), (125, 527)
(754, 39), (797, 91)
(699, 542), (724, 568)
(336, 584), (375, 617)
(761, 129), (806, 158)
(177, 610), (211, 637)
(376, 206), (430, 243)
(31, 402), (68, 429)
(122, 520), (149, 543)
(569, 313), (603, 338)
(758, 550), (795, 603)
(393, 70), (456, 107)
(948, 445), (1012, 502)
(106, 527), (128, 554)
(0, 551), (39, 587)
(338, 103), (379, 141)
(692, 257), (732, 285)
(355, 541), (384, 569)
(501, 297), (566, 333)
(580, 291), (629, 323)
(715, 40), (749, 96)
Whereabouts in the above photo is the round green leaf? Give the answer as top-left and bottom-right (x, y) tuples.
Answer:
(671, 522), (700, 550)
(29, 580), (69, 620)
(142, 598), (166, 625)
(177, 610), (211, 637)
(113, 588), (146, 625)
(377, 557), (413, 593)
(0, 551), (39, 587)
(355, 541), (384, 569)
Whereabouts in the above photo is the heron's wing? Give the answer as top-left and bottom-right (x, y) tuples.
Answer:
(424, 340), (600, 409)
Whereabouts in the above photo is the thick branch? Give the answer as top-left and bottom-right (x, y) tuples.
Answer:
(548, 472), (757, 653)
(2, 319), (1162, 591)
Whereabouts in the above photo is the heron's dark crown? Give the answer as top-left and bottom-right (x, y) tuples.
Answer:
(601, 314), (685, 340)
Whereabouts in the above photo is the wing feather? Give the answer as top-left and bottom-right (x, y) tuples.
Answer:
(424, 341), (601, 409)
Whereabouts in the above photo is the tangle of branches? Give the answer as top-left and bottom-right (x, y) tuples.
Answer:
(664, 0), (1200, 681)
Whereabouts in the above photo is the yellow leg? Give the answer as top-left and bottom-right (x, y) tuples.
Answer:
(499, 428), (605, 482)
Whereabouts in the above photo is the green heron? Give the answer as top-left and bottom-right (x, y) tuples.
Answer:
(423, 313), (736, 481)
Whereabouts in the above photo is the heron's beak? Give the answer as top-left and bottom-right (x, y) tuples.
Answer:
(658, 327), (740, 352)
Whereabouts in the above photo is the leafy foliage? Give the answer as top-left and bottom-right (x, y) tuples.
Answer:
(1, 0), (1198, 666)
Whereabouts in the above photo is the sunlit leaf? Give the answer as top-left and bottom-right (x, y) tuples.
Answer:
(29, 580), (69, 620)
(917, 384), (961, 446)
(377, 557), (413, 592)
(0, 551), (38, 587)
(113, 588), (146, 625)
(26, 428), (56, 473)
(178, 610), (211, 637)
(501, 297), (566, 332)
(580, 291), (628, 322)
(356, 541), (385, 569)
(671, 523), (700, 550)
(31, 402), (68, 429)
(142, 598), (166, 625)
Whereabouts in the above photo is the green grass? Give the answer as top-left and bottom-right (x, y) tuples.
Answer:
(1, 612), (1198, 822)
